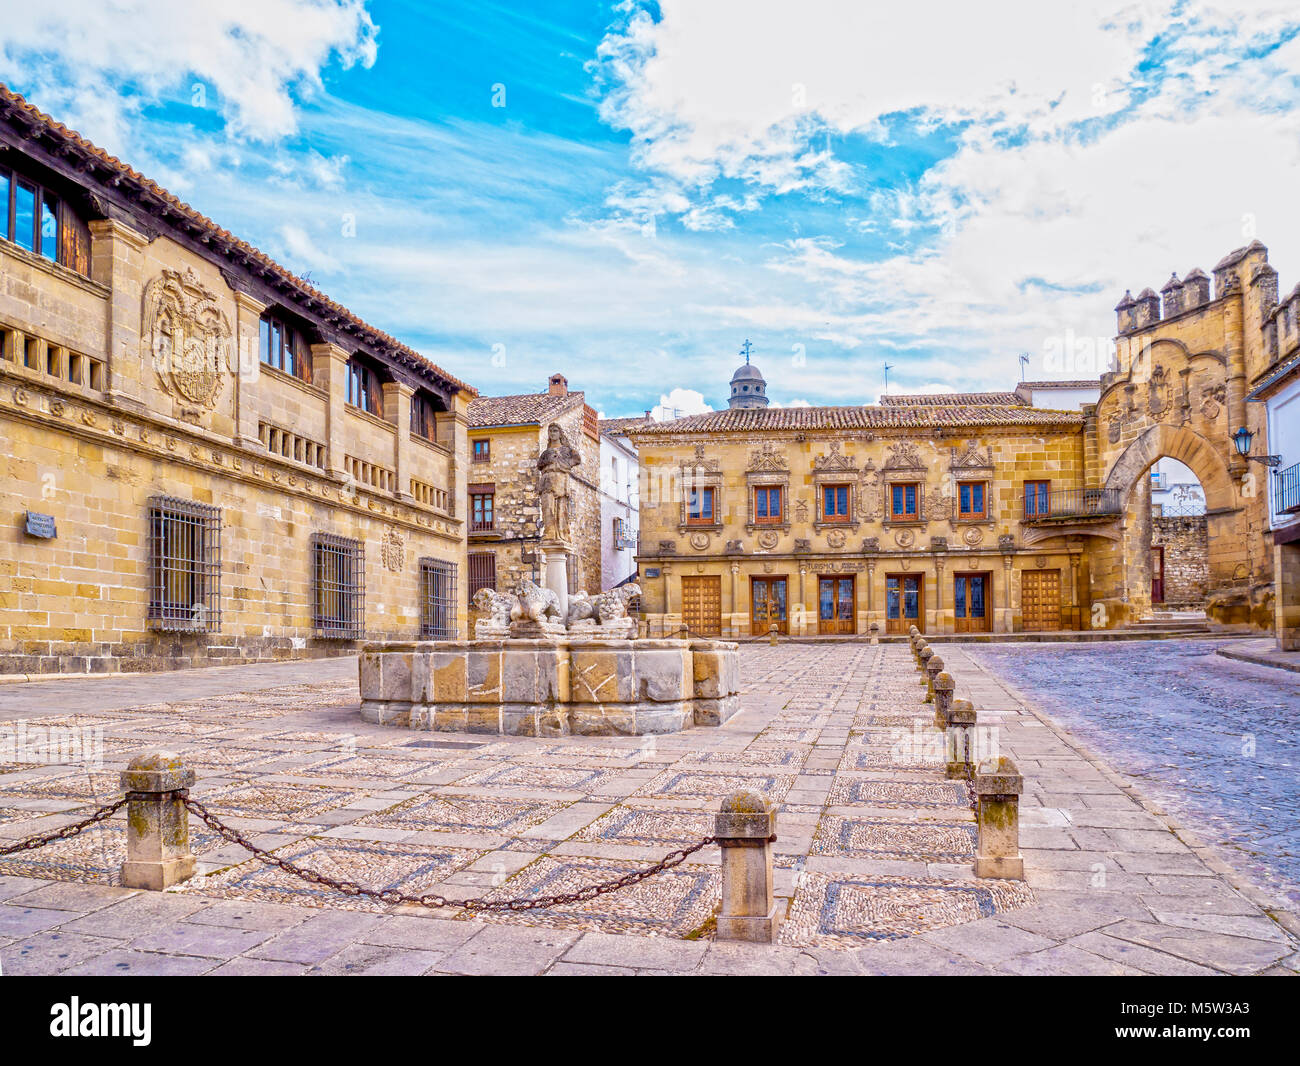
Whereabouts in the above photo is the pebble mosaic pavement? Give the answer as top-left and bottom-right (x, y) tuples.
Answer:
(0, 647), (1031, 948)
(1, 645), (1297, 975)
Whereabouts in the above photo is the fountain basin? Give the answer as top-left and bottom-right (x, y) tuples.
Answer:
(359, 637), (740, 736)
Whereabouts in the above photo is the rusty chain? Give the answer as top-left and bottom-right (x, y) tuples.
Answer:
(0, 796), (127, 856)
(184, 797), (721, 912)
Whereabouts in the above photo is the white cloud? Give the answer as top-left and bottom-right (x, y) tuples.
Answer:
(0, 0), (377, 151)
(652, 387), (713, 421)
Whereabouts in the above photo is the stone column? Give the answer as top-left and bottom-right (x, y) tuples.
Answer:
(119, 752), (197, 890)
(729, 561), (740, 639)
(88, 218), (150, 413)
(973, 757), (1025, 880)
(230, 289), (267, 450)
(311, 341), (351, 480)
(383, 380), (415, 500)
(714, 789), (778, 943)
(540, 543), (570, 622)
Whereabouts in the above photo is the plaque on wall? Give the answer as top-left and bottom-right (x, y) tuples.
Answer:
(24, 512), (57, 539)
(644, 567), (661, 579)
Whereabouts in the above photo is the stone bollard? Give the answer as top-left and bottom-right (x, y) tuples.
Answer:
(869, 621), (879, 646)
(908, 624), (919, 638)
(924, 654), (943, 703)
(932, 671), (955, 730)
(715, 789), (778, 943)
(120, 752), (197, 890)
(768, 622), (777, 646)
(918, 645), (933, 680)
(973, 757), (1025, 880)
(945, 699), (977, 780)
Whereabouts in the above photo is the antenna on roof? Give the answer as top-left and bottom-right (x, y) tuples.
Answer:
(740, 339), (753, 364)
(883, 362), (894, 396)
(1019, 352), (1030, 382)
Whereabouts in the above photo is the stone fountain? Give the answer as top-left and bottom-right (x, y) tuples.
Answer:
(360, 424), (740, 736)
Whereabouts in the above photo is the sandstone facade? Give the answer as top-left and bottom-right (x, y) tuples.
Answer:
(0, 86), (471, 673)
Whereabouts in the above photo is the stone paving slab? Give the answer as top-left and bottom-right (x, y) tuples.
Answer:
(0, 643), (1296, 974)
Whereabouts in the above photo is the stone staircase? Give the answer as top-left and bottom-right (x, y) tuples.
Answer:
(1120, 609), (1213, 637)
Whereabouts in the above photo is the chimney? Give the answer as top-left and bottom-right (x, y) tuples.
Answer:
(548, 373), (568, 397)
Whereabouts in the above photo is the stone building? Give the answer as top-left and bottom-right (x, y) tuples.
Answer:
(1246, 279), (1300, 649)
(465, 374), (602, 603)
(598, 416), (648, 589)
(0, 86), (473, 673)
(628, 357), (1094, 637)
(1094, 241), (1279, 629)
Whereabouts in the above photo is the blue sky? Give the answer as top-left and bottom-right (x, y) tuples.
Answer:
(3, 1), (1299, 417)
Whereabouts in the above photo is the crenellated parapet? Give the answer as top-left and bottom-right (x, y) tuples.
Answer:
(1114, 241), (1272, 336)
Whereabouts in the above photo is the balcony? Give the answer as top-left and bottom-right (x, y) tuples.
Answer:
(1275, 462), (1300, 515)
(1020, 488), (1123, 524)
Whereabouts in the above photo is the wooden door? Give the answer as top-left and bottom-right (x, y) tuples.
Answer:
(1151, 547), (1165, 604)
(680, 575), (721, 637)
(885, 574), (923, 634)
(954, 573), (991, 633)
(818, 576), (856, 635)
(751, 577), (788, 636)
(1021, 569), (1061, 632)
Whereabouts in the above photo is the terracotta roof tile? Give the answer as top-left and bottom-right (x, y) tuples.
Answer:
(0, 82), (475, 397)
(468, 391), (585, 428)
(1017, 380), (1101, 389)
(625, 404), (1083, 436)
(598, 415), (654, 436)
(880, 391), (1024, 406)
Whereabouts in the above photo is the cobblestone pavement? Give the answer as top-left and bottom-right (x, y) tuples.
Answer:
(959, 639), (1300, 918)
(0, 645), (1296, 976)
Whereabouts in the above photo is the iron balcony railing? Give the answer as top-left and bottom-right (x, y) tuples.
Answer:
(1020, 487), (1123, 522)
(1275, 461), (1300, 515)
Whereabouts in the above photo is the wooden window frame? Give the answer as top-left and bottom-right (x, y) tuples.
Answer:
(0, 166), (91, 275)
(686, 485), (716, 525)
(1024, 480), (1051, 518)
(753, 485), (783, 525)
(890, 481), (920, 521)
(821, 482), (852, 522)
(470, 490), (495, 532)
(472, 438), (491, 463)
(957, 480), (988, 520)
(346, 357), (383, 417)
(410, 392), (435, 441)
(259, 313), (313, 383)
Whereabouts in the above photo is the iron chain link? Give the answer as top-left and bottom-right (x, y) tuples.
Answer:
(184, 797), (719, 912)
(0, 796), (127, 856)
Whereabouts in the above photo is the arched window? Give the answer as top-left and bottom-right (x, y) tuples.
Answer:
(346, 356), (383, 417)
(0, 164), (91, 275)
(259, 311), (313, 382)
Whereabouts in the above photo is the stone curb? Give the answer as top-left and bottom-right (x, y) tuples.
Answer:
(1215, 641), (1300, 674)
(952, 646), (1300, 947)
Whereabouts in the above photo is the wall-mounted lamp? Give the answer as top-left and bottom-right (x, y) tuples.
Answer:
(1232, 426), (1281, 468)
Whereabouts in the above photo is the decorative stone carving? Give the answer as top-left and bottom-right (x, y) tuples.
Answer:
(950, 440), (994, 473)
(538, 423), (581, 543)
(826, 529), (847, 550)
(747, 442), (788, 471)
(1148, 364), (1171, 418)
(894, 528), (915, 549)
(511, 579), (562, 624)
(1200, 383), (1226, 421)
(689, 531), (711, 551)
(926, 486), (951, 521)
(725, 539), (744, 553)
(930, 537), (948, 552)
(883, 440), (925, 471)
(657, 540), (677, 554)
(566, 583), (642, 629)
(381, 529), (405, 572)
(794, 499), (809, 522)
(794, 538), (811, 553)
(143, 268), (232, 410)
(472, 588), (515, 637)
(962, 526), (984, 546)
(757, 530), (779, 550)
(863, 536), (879, 552)
(998, 533), (1016, 552)
(813, 440), (856, 472)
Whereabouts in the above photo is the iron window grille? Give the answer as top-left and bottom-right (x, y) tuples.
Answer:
(419, 558), (458, 639)
(312, 533), (365, 639)
(468, 552), (496, 596)
(148, 496), (222, 632)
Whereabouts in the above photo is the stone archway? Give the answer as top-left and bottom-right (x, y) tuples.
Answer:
(1094, 423), (1258, 628)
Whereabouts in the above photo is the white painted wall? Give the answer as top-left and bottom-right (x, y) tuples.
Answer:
(1266, 376), (1300, 529)
(599, 432), (640, 588)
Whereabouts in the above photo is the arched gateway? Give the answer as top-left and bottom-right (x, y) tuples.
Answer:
(1084, 244), (1277, 630)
